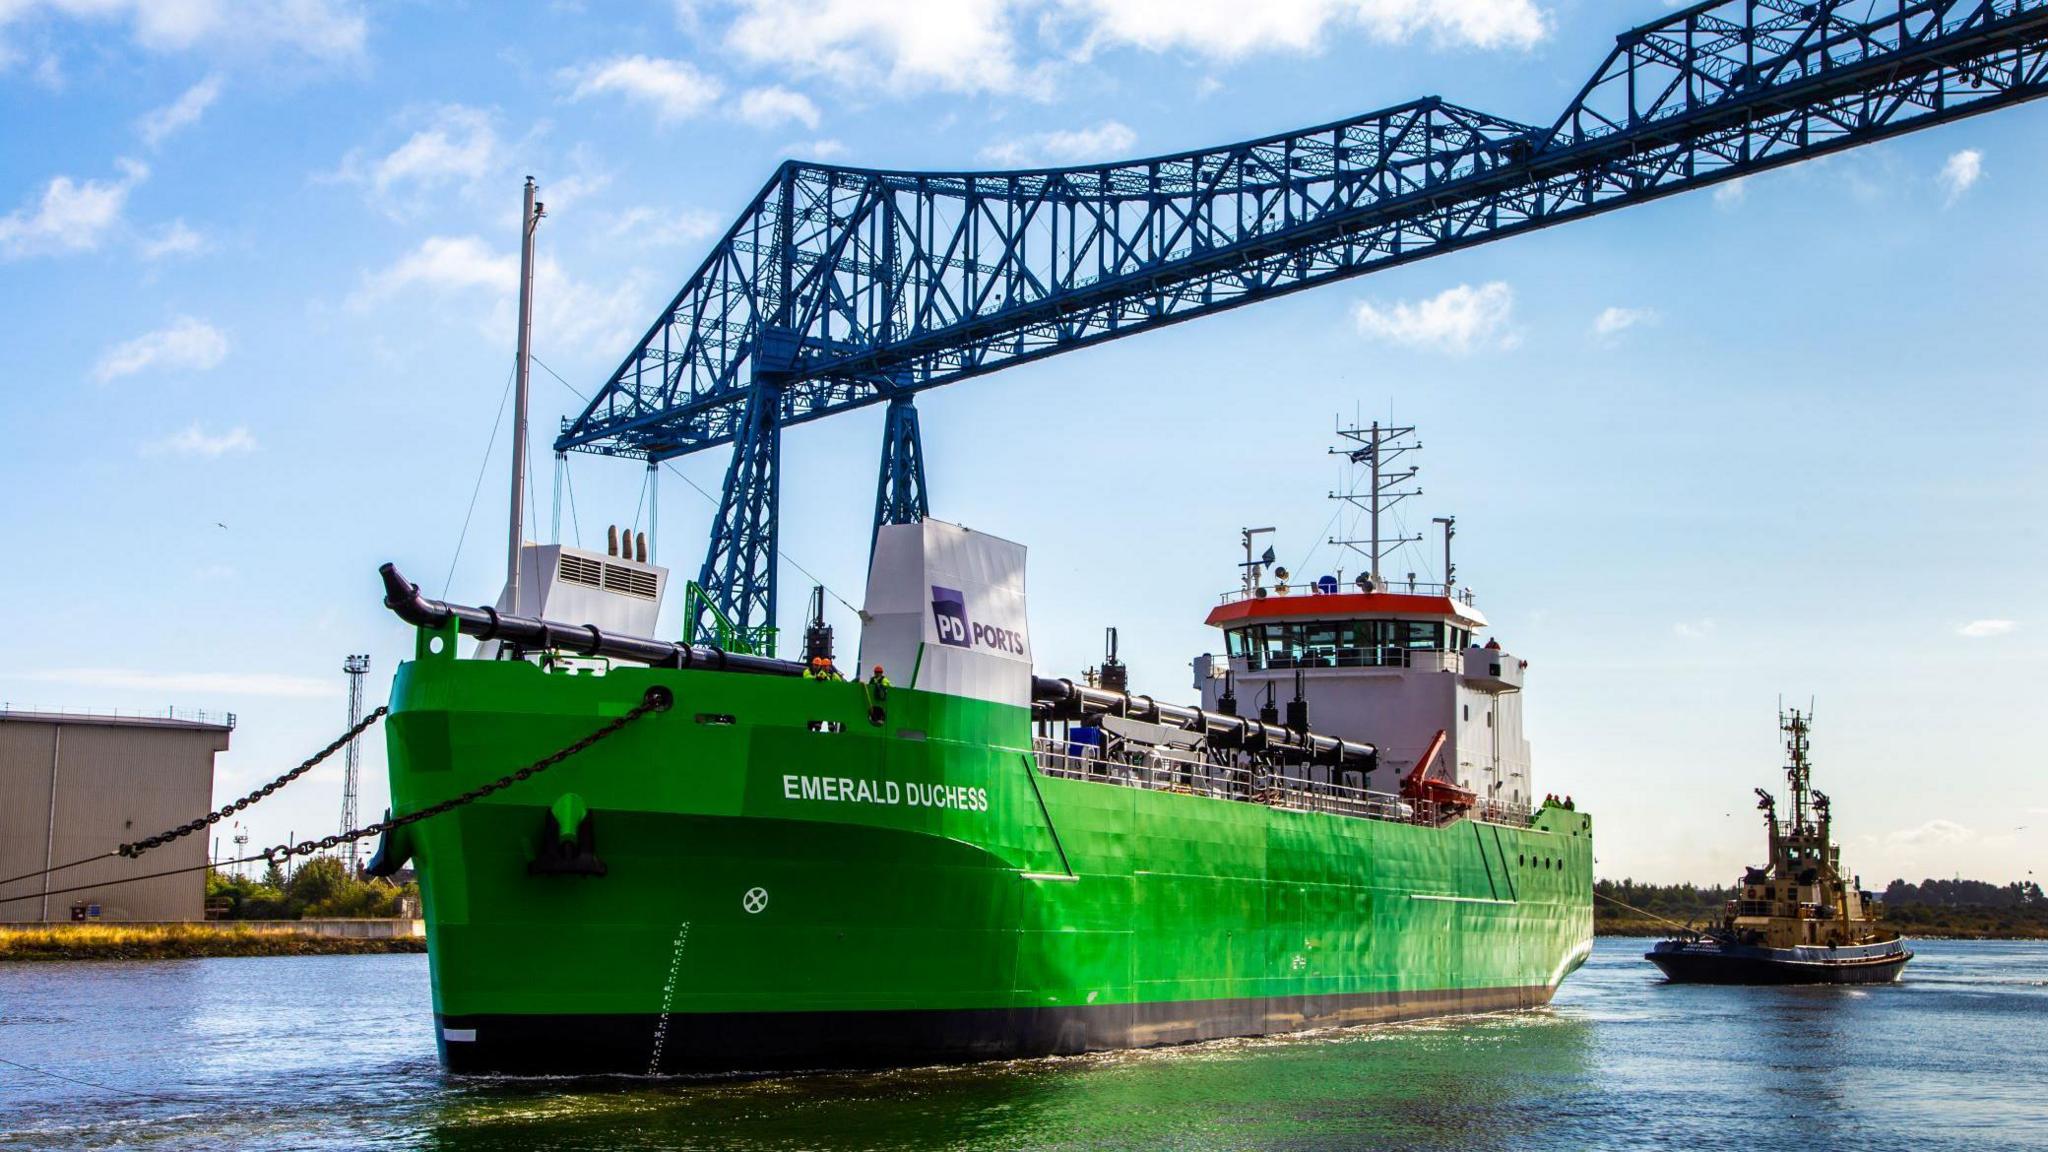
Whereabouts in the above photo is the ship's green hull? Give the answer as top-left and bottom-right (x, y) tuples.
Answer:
(384, 637), (1593, 1075)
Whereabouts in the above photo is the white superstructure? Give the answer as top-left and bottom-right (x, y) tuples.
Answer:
(1189, 424), (1534, 807)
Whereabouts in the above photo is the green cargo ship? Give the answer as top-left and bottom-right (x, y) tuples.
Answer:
(373, 430), (1592, 1076)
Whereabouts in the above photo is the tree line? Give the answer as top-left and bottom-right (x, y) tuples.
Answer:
(206, 858), (418, 920)
(1595, 876), (2048, 937)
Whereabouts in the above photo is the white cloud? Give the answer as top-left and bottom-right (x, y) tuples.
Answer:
(0, 158), (148, 259)
(562, 55), (722, 123)
(792, 137), (848, 160)
(1957, 619), (2015, 638)
(1353, 281), (1517, 353)
(337, 104), (499, 198)
(351, 235), (515, 303)
(605, 206), (722, 247)
(145, 422), (256, 458)
(737, 85), (820, 130)
(1939, 148), (1982, 206)
(718, 0), (1548, 97)
(140, 218), (208, 259)
(1593, 305), (1657, 339)
(541, 168), (612, 215)
(1065, 0), (1548, 58)
(725, 0), (1037, 95)
(138, 74), (223, 148)
(980, 120), (1136, 167)
(22, 667), (337, 699)
(1672, 618), (1714, 639)
(1888, 819), (1975, 848)
(0, 0), (365, 62)
(1713, 177), (1747, 207)
(32, 51), (63, 90)
(353, 234), (649, 354)
(92, 317), (228, 382)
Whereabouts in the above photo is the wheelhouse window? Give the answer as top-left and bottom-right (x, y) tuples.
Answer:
(1224, 619), (1459, 670)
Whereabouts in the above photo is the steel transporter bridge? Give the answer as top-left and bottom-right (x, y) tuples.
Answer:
(551, 0), (2048, 654)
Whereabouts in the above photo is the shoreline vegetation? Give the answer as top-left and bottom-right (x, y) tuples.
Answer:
(1595, 878), (2048, 940)
(0, 860), (428, 962)
(0, 922), (425, 962)
(10, 874), (2042, 960)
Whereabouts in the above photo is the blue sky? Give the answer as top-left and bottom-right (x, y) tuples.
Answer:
(1, 0), (2042, 887)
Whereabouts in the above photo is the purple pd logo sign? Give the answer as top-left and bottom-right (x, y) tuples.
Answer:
(930, 586), (970, 648)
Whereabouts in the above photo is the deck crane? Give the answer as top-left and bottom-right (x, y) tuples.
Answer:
(555, 0), (2048, 654)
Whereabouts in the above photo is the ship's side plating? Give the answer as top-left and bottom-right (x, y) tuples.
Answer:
(384, 636), (1592, 1075)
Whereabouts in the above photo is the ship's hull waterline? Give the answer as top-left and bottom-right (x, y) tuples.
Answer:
(384, 648), (1594, 1077)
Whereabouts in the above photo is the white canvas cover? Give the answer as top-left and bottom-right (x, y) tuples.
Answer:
(858, 519), (1030, 707)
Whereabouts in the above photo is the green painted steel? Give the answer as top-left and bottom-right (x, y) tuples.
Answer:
(384, 636), (1592, 1054)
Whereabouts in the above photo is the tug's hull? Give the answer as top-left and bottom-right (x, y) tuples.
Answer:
(385, 650), (1594, 1076)
(1646, 937), (1911, 985)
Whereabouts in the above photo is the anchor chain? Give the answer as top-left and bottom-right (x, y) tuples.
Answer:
(256, 686), (670, 866)
(119, 706), (391, 859)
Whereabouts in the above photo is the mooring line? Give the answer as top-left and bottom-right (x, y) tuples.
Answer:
(646, 920), (692, 1076)
(0, 1054), (201, 1104)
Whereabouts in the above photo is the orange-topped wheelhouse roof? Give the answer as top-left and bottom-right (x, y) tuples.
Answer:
(1204, 591), (1489, 631)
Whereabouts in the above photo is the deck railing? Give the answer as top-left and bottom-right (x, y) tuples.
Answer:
(1030, 738), (1533, 830)
(1217, 582), (1477, 606)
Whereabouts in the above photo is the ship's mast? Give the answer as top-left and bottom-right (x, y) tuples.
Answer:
(1330, 421), (1420, 587)
(1783, 707), (1813, 841)
(506, 177), (543, 608)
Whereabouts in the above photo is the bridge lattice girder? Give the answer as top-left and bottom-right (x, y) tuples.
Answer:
(553, 0), (2048, 646)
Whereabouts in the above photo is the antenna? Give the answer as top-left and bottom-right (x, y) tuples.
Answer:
(1432, 516), (1456, 592)
(341, 654), (370, 875)
(1329, 420), (1421, 586)
(1238, 527), (1275, 595)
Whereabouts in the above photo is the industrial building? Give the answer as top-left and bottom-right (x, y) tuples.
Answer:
(0, 707), (232, 923)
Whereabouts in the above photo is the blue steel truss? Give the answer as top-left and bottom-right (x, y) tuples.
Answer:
(873, 396), (929, 541)
(558, 0), (2048, 647)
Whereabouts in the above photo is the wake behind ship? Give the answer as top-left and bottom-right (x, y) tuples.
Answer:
(370, 427), (1594, 1076)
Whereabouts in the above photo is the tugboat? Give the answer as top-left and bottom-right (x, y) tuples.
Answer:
(1646, 709), (1910, 985)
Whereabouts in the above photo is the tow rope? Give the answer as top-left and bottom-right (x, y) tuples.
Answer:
(1592, 889), (1701, 934)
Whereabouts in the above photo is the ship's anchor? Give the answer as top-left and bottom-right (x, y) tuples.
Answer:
(529, 792), (607, 877)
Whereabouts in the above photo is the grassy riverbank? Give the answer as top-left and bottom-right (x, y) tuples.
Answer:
(0, 923), (426, 962)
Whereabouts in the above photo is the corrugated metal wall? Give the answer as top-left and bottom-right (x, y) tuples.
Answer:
(0, 718), (228, 922)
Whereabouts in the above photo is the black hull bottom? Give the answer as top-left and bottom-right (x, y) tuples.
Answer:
(1646, 949), (1911, 986)
(437, 984), (1553, 1076)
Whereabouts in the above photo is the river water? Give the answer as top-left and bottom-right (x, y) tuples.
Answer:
(2, 938), (2043, 1150)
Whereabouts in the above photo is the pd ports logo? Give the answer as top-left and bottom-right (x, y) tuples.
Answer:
(931, 585), (971, 648)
